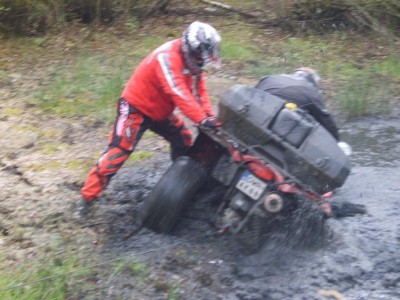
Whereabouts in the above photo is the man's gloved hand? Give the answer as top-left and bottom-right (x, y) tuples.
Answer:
(200, 116), (222, 128)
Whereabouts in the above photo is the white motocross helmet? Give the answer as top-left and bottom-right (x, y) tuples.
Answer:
(181, 21), (221, 74)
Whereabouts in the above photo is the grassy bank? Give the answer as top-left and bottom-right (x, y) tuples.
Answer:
(0, 250), (176, 299)
(2, 19), (398, 121)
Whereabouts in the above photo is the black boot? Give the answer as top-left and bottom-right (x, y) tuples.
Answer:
(73, 198), (95, 220)
(330, 201), (367, 218)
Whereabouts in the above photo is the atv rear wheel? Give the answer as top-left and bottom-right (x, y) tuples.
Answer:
(139, 156), (207, 233)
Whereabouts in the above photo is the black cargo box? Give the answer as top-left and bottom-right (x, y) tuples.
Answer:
(218, 84), (351, 195)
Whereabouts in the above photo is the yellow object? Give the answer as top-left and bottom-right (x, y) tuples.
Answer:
(285, 102), (297, 110)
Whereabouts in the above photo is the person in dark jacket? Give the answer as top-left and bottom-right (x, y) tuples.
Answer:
(256, 67), (356, 218)
(254, 67), (340, 141)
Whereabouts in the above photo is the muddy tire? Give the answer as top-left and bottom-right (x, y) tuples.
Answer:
(139, 156), (207, 233)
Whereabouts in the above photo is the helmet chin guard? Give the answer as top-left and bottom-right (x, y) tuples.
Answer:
(181, 21), (221, 74)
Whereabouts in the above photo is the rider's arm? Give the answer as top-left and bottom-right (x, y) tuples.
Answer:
(197, 73), (215, 116)
(307, 93), (340, 141)
(155, 52), (208, 124)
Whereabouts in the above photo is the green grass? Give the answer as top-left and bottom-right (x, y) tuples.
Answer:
(337, 73), (393, 116)
(34, 53), (137, 123)
(334, 55), (399, 116)
(168, 286), (181, 300)
(114, 258), (147, 278)
(222, 42), (258, 62)
(31, 22), (399, 122)
(371, 56), (400, 78)
(128, 150), (155, 162)
(0, 251), (153, 299)
(219, 20), (262, 64)
(32, 32), (172, 124)
(0, 254), (87, 299)
(225, 31), (399, 116)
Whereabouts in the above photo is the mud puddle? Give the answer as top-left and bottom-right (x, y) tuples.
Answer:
(93, 111), (400, 300)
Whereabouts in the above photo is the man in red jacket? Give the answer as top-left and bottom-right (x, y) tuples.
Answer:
(76, 21), (222, 218)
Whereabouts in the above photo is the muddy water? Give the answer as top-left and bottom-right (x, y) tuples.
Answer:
(101, 111), (400, 300)
(226, 112), (400, 300)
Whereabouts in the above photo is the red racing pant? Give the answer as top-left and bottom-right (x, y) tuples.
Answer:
(81, 98), (193, 201)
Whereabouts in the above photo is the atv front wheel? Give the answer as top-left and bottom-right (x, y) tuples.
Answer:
(139, 156), (207, 233)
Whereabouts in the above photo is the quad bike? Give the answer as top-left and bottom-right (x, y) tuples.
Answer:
(138, 85), (355, 251)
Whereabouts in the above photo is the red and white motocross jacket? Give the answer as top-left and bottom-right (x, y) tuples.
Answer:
(121, 38), (214, 124)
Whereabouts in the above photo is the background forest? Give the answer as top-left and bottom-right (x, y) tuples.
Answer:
(1, 0), (400, 36)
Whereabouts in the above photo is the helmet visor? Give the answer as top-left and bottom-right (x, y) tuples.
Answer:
(201, 43), (221, 69)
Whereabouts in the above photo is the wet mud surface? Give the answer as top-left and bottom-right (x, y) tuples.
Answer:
(94, 108), (400, 300)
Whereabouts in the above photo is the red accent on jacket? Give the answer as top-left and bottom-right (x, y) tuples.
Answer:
(121, 38), (214, 123)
